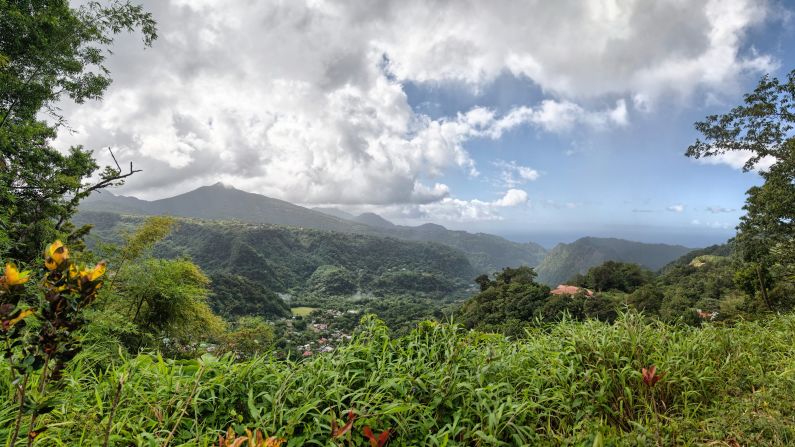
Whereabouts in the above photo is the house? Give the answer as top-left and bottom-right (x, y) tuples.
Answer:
(550, 284), (594, 297)
(696, 309), (718, 321)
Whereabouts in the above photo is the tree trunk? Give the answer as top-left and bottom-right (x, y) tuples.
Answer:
(756, 264), (773, 311)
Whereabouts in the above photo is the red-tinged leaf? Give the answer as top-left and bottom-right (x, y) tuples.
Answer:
(377, 429), (392, 446)
(332, 409), (356, 438)
(642, 365), (665, 387)
(363, 426), (376, 447)
(362, 426), (391, 447)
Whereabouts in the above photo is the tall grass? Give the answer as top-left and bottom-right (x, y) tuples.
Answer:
(3, 313), (794, 446)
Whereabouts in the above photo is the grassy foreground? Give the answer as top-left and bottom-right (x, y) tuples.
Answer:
(2, 313), (794, 446)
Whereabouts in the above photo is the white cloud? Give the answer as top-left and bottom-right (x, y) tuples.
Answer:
(481, 100), (628, 135)
(667, 204), (685, 213)
(493, 189), (529, 207)
(53, 0), (775, 206)
(401, 188), (529, 222)
(380, 0), (773, 101)
(696, 150), (777, 172)
(494, 160), (540, 187)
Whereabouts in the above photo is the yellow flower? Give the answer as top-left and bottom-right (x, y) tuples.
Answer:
(44, 240), (69, 270)
(2, 263), (30, 286)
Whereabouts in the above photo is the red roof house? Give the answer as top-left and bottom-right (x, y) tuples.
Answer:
(550, 285), (594, 297)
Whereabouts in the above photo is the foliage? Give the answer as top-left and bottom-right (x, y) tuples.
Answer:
(0, 314), (793, 445)
(534, 237), (692, 286)
(210, 273), (290, 320)
(459, 266), (551, 330)
(79, 213), (476, 299)
(0, 0), (156, 263)
(308, 265), (357, 296)
(1, 240), (106, 446)
(687, 69), (795, 309)
(112, 258), (224, 354)
(371, 270), (457, 296)
(220, 316), (276, 359)
(628, 284), (664, 315)
(571, 260), (654, 293)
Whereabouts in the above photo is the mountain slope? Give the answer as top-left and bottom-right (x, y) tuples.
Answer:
(76, 212), (476, 299)
(353, 212), (396, 228)
(379, 223), (547, 272)
(82, 183), (370, 233)
(535, 237), (693, 286)
(82, 185), (546, 273)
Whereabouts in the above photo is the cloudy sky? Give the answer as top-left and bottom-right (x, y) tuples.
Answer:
(57, 0), (795, 247)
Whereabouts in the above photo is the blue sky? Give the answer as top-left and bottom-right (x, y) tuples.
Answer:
(397, 9), (795, 246)
(57, 0), (795, 247)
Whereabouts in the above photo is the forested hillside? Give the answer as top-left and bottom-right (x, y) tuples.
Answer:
(75, 212), (476, 299)
(535, 237), (693, 285)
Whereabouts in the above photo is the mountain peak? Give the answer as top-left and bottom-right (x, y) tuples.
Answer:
(206, 181), (237, 190)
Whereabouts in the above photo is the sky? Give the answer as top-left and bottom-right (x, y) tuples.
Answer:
(56, 0), (795, 247)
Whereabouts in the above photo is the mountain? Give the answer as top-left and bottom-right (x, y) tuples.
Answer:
(534, 237), (694, 286)
(311, 207), (356, 221)
(82, 182), (371, 233)
(353, 212), (396, 228)
(658, 243), (733, 274)
(75, 212), (476, 299)
(81, 184), (546, 273)
(379, 223), (547, 273)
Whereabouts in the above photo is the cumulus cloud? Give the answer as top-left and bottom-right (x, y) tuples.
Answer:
(667, 204), (685, 213)
(401, 188), (529, 222)
(380, 0), (773, 100)
(493, 189), (529, 207)
(53, 0), (775, 209)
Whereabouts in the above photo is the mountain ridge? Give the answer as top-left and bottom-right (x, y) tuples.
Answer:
(535, 236), (694, 286)
(80, 184), (547, 273)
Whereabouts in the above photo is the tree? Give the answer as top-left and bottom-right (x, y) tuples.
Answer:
(209, 272), (291, 320)
(687, 70), (795, 309)
(459, 266), (550, 330)
(575, 261), (653, 293)
(115, 258), (225, 353)
(628, 284), (664, 315)
(221, 316), (276, 358)
(308, 265), (357, 296)
(0, 0), (157, 263)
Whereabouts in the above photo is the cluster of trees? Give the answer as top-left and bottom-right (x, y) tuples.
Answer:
(460, 241), (794, 334)
(569, 261), (653, 293)
(460, 266), (619, 334)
